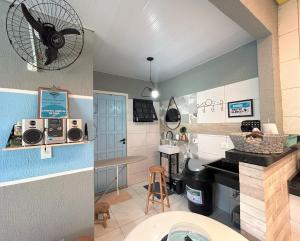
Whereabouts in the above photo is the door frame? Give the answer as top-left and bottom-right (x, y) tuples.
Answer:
(93, 90), (129, 155)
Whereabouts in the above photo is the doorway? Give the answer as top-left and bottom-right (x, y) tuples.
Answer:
(93, 91), (128, 194)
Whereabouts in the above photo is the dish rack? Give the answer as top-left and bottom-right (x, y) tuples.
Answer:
(230, 133), (288, 154)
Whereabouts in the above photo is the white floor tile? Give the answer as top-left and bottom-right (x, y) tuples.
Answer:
(110, 194), (154, 226)
(120, 211), (157, 238)
(94, 212), (119, 238)
(95, 184), (237, 241)
(168, 193), (186, 205)
(94, 228), (124, 241)
(154, 198), (189, 213)
(130, 181), (149, 197)
(121, 186), (141, 199)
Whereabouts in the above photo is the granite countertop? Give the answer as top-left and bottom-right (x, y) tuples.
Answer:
(225, 145), (299, 167)
(289, 171), (300, 197)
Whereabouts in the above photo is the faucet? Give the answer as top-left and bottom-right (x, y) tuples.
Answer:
(166, 131), (173, 140)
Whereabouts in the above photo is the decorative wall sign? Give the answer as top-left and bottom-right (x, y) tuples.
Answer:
(227, 99), (253, 118)
(38, 87), (69, 118)
(197, 98), (224, 113)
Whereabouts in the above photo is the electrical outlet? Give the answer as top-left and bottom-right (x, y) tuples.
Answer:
(221, 142), (232, 149)
(41, 146), (52, 159)
(220, 142), (227, 149)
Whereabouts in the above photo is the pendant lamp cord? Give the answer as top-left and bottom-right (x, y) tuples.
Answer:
(149, 60), (154, 87)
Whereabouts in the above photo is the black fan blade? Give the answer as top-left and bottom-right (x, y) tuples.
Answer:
(59, 28), (80, 35)
(21, 3), (43, 33)
(45, 48), (58, 65)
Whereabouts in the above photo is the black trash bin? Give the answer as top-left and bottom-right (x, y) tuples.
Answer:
(182, 158), (213, 216)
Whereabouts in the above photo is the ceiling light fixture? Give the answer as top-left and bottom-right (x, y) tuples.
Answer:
(141, 57), (160, 99)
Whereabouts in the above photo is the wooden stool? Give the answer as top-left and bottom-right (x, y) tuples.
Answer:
(95, 201), (110, 228)
(145, 165), (170, 214)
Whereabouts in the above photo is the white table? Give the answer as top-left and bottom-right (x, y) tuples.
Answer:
(95, 155), (146, 195)
(124, 211), (249, 241)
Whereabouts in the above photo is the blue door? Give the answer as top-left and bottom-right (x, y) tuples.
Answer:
(94, 93), (127, 193)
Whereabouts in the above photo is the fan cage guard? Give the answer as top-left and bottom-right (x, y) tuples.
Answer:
(6, 0), (84, 70)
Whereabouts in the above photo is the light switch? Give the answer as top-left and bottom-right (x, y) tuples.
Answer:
(192, 138), (198, 144)
(41, 146), (52, 159)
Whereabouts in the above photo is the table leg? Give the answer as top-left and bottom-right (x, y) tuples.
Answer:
(176, 153), (179, 173)
(168, 155), (172, 190)
(160, 152), (162, 166)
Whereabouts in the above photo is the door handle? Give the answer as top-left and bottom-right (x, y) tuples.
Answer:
(120, 138), (126, 144)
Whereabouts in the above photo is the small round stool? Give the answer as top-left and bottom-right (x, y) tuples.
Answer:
(145, 165), (170, 214)
(95, 201), (110, 228)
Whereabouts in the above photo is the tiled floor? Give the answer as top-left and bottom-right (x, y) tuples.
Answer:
(94, 181), (237, 241)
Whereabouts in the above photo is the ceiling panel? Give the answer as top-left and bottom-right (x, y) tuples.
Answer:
(69, 0), (255, 81)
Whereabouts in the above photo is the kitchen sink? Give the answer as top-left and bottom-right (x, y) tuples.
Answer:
(204, 159), (239, 190)
(158, 144), (180, 155)
(205, 159), (239, 174)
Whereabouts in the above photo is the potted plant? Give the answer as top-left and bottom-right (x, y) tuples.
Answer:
(179, 126), (188, 142)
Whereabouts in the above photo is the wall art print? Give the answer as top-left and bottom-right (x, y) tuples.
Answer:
(38, 87), (69, 118)
(197, 98), (224, 113)
(227, 99), (253, 118)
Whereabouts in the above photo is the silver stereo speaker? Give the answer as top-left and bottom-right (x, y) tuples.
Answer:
(67, 119), (83, 143)
(44, 119), (66, 144)
(22, 119), (44, 146)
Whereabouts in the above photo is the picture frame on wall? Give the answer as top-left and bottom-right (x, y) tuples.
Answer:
(227, 99), (254, 118)
(38, 87), (69, 118)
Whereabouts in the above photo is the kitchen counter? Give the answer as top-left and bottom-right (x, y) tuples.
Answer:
(225, 146), (298, 167)
(238, 147), (299, 241)
(289, 171), (300, 197)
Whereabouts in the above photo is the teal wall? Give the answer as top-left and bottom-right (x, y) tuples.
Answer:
(158, 41), (258, 100)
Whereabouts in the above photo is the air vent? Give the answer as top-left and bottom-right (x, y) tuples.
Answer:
(133, 99), (158, 122)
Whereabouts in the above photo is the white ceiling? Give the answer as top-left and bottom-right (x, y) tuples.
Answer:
(69, 0), (254, 82)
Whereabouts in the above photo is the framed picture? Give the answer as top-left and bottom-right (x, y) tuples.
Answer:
(227, 99), (254, 118)
(38, 87), (69, 118)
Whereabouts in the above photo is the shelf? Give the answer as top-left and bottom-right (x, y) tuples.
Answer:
(3, 141), (90, 151)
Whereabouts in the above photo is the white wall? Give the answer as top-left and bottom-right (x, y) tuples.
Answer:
(127, 100), (160, 185)
(197, 78), (260, 123)
(160, 77), (260, 168)
(279, 3), (300, 237)
(196, 78), (258, 212)
(279, 4), (300, 237)
(197, 134), (234, 161)
(279, 0), (300, 134)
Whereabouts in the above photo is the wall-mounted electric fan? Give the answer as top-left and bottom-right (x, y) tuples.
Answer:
(6, 0), (84, 70)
